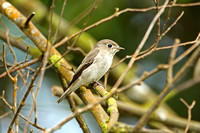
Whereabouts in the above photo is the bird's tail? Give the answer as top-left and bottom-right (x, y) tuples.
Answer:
(57, 87), (73, 103)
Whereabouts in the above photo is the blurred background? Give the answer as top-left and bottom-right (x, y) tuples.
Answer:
(0, 0), (200, 132)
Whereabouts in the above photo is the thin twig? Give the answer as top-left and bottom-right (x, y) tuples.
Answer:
(46, 0), (99, 70)
(67, 46), (87, 56)
(153, 0), (161, 48)
(110, 55), (132, 70)
(19, 113), (45, 131)
(134, 40), (200, 132)
(112, 0), (169, 92)
(118, 64), (168, 93)
(0, 111), (12, 119)
(161, 0), (177, 34)
(167, 39), (179, 83)
(180, 98), (196, 133)
(173, 33), (200, 64)
(0, 90), (45, 131)
(103, 72), (109, 90)
(161, 11), (184, 37)
(54, 2), (200, 48)
(13, 75), (19, 133)
(175, 78), (200, 94)
(137, 11), (184, 59)
(7, 60), (43, 133)
(0, 57), (41, 79)
(2, 43), (13, 80)
(0, 20), (17, 66)
(0, 90), (13, 109)
(52, 0), (67, 45)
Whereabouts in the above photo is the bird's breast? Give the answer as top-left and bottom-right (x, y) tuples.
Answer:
(81, 52), (113, 82)
(93, 52), (113, 80)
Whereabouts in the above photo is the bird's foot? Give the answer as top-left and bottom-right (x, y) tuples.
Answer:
(93, 81), (103, 88)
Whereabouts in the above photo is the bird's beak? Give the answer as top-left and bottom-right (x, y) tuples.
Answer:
(116, 46), (125, 50)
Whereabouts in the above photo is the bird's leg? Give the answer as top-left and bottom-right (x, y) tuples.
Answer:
(93, 80), (103, 88)
(91, 80), (108, 96)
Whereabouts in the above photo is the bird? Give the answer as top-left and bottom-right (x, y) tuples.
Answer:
(57, 39), (124, 103)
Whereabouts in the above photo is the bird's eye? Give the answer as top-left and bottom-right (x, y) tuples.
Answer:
(107, 43), (112, 48)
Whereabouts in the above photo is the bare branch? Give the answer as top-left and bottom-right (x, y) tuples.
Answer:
(0, 57), (41, 79)
(180, 98), (196, 133)
(54, 2), (200, 48)
(112, 0), (169, 94)
(7, 61), (43, 132)
(134, 39), (200, 132)
(167, 39), (179, 83)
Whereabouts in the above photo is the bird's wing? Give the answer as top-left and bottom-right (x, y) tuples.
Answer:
(68, 48), (99, 87)
(57, 49), (99, 103)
